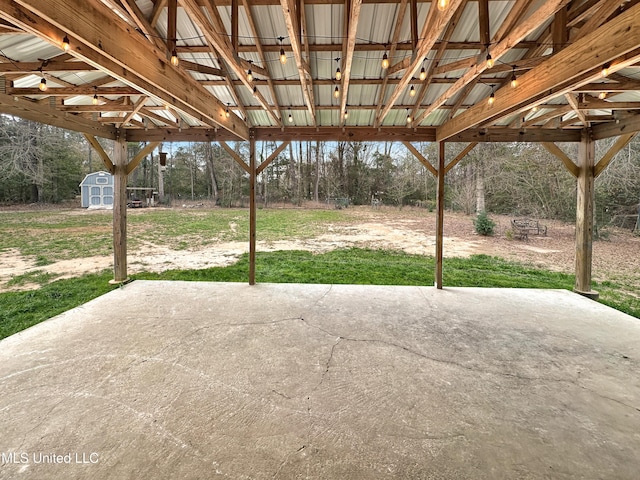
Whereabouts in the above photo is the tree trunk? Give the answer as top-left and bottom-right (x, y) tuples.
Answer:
(314, 141), (320, 202)
(476, 158), (485, 213)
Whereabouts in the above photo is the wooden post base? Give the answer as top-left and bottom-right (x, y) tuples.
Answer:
(574, 289), (600, 301)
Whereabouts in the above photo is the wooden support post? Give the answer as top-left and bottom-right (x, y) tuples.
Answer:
(574, 129), (598, 299)
(110, 137), (128, 284)
(249, 136), (257, 285)
(435, 141), (445, 289)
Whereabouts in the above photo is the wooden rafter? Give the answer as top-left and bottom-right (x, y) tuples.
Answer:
(415, 0), (571, 126)
(120, 0), (165, 50)
(437, 3), (640, 141)
(376, 0), (466, 125)
(0, 0), (248, 139)
(180, 0), (280, 126)
(339, 0), (363, 127)
(120, 96), (148, 126)
(280, 0), (316, 124)
(374, 0), (409, 125)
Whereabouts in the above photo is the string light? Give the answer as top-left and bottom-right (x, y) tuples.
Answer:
(381, 52), (389, 70)
(278, 37), (287, 65)
(344, 109), (349, 119)
(334, 85), (340, 98)
(419, 66), (427, 81)
(409, 85), (416, 97)
(225, 103), (230, 118)
(406, 109), (413, 125)
(288, 112), (293, 123)
(39, 77), (47, 92)
(598, 91), (607, 100)
(488, 85), (495, 106)
(253, 86), (258, 96)
(170, 48), (179, 66)
(334, 58), (341, 81)
(437, 0), (450, 11)
(601, 63), (610, 77)
(62, 35), (70, 51)
(92, 87), (98, 105)
(486, 51), (493, 69)
(510, 66), (517, 88)
(247, 60), (253, 82)
(531, 105), (539, 113)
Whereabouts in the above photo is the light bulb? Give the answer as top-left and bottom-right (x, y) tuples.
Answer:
(170, 49), (179, 66)
(419, 67), (426, 81)
(488, 92), (495, 106)
(486, 53), (493, 69)
(62, 35), (70, 51)
(510, 73), (517, 89)
(381, 53), (389, 70)
(437, 0), (449, 11)
(92, 94), (98, 105)
(335, 67), (342, 81)
(406, 114), (413, 125)
(225, 107), (230, 118)
(531, 105), (539, 113)
(344, 110), (348, 119)
(247, 69), (253, 82)
(598, 91), (607, 100)
(288, 113), (293, 123)
(601, 64), (610, 77)
(280, 48), (287, 65)
(334, 86), (340, 98)
(409, 85), (416, 97)
(39, 78), (47, 92)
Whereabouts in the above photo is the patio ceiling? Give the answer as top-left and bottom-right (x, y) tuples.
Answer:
(1, 0), (640, 142)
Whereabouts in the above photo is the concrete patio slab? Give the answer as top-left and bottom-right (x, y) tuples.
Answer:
(1, 281), (639, 479)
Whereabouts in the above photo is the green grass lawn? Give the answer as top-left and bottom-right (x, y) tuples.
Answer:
(1, 248), (638, 340)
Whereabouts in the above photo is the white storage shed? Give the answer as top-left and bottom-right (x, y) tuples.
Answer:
(80, 171), (114, 208)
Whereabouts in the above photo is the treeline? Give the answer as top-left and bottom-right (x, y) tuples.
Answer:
(1, 116), (639, 225)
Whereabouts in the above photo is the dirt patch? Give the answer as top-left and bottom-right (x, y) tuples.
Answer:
(1, 206), (639, 292)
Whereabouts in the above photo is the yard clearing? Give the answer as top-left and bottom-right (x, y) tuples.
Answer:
(1, 202), (638, 296)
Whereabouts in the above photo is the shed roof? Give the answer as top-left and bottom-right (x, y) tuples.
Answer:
(1, 0), (640, 143)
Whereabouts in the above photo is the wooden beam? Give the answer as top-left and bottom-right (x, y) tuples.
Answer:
(417, 0), (571, 127)
(0, 61), (95, 73)
(150, 0), (167, 28)
(478, 0), (490, 48)
(592, 113), (640, 139)
(0, 0), (248, 139)
(231, 0), (239, 52)
(552, 6), (568, 52)
(111, 137), (129, 284)
(280, 0), (316, 124)
(435, 141), (445, 289)
(219, 141), (250, 173)
(120, 96), (148, 127)
(126, 125), (583, 143)
(166, 0), (177, 59)
(249, 138), (257, 285)
(0, 93), (116, 139)
(121, 0), (165, 50)
(564, 93), (588, 126)
(572, 0), (623, 42)
(542, 142), (579, 177)
(257, 141), (290, 174)
(403, 142), (437, 176)
(179, 60), (225, 77)
(374, 0), (409, 124)
(84, 134), (114, 172)
(444, 142), (477, 174)
(126, 141), (160, 175)
(181, 0), (279, 126)
(339, 0), (363, 126)
(377, 0), (466, 125)
(574, 129), (596, 297)
(437, 3), (640, 141)
(594, 133), (636, 178)
(410, 0), (418, 49)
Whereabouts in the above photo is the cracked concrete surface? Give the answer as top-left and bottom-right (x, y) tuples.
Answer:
(1, 282), (639, 479)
